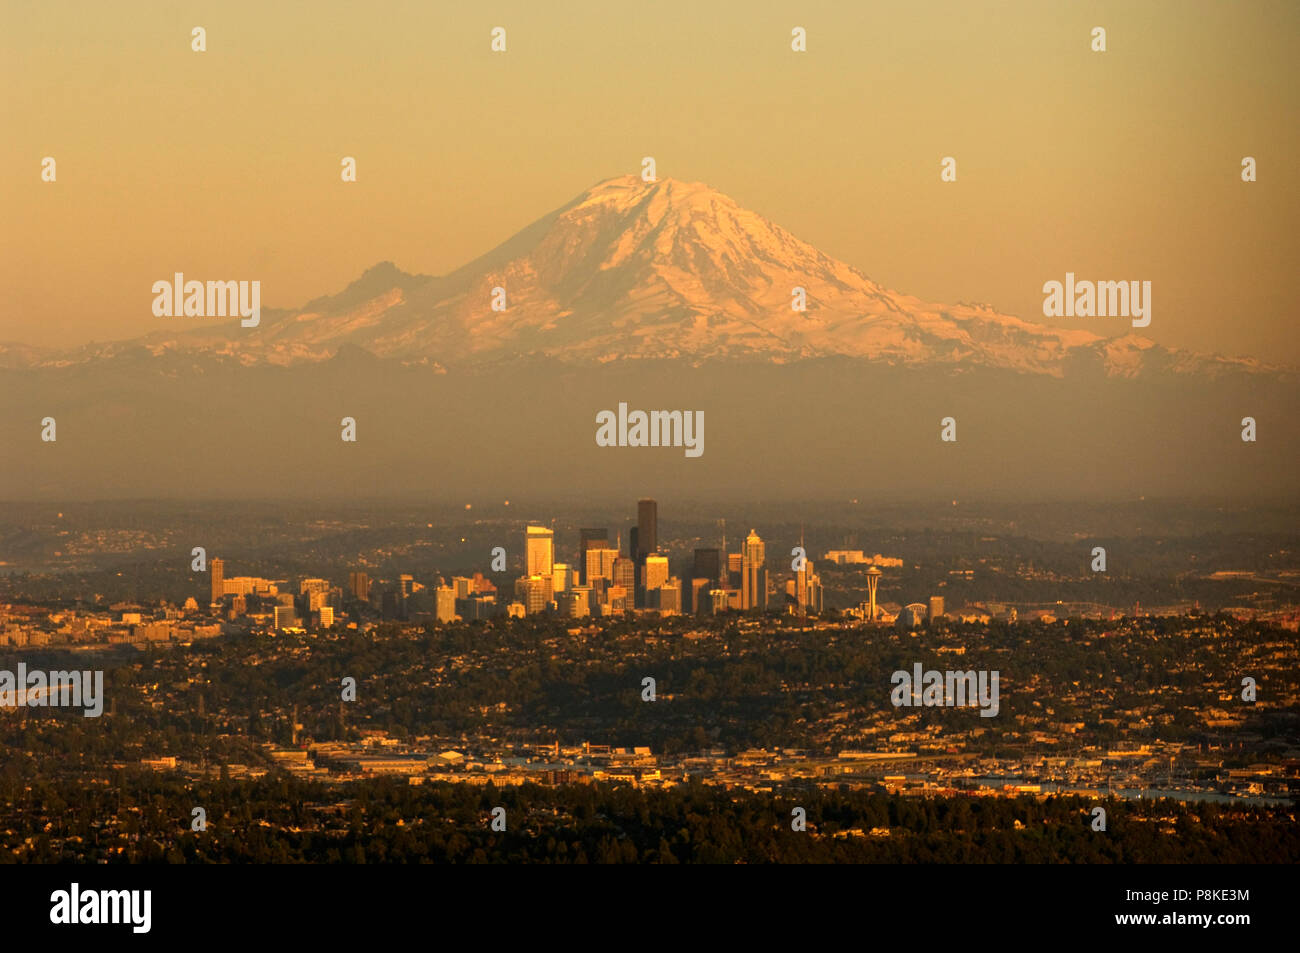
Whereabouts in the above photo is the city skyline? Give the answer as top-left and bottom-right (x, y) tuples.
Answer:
(193, 498), (841, 625)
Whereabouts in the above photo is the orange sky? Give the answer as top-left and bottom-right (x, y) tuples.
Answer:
(2, 0), (1296, 360)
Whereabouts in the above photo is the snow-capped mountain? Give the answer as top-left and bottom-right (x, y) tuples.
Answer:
(3, 175), (1276, 379)
(4, 175), (1295, 501)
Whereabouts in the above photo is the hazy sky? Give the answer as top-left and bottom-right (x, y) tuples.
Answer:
(3, 0), (1296, 361)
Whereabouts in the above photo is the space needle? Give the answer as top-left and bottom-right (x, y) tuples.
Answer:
(865, 565), (882, 622)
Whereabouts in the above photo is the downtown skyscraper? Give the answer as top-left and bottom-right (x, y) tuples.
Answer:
(210, 557), (224, 607)
(741, 529), (767, 611)
(579, 528), (609, 584)
(636, 499), (657, 560)
(526, 525), (555, 577)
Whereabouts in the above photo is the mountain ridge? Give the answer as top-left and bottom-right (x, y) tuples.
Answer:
(3, 175), (1284, 380)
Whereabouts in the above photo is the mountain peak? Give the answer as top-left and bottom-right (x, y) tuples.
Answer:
(301, 260), (428, 315)
(576, 174), (721, 211)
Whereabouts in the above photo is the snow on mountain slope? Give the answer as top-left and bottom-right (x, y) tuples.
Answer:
(15, 176), (1278, 378)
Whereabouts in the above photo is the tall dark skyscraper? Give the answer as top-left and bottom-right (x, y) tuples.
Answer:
(693, 548), (721, 585)
(637, 499), (657, 560)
